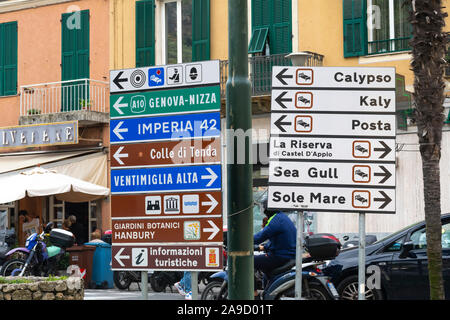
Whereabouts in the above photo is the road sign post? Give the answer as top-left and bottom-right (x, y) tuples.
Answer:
(109, 61), (223, 299)
(227, 0), (254, 300)
(267, 66), (396, 300)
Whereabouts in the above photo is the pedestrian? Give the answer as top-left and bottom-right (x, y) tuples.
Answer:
(174, 272), (192, 300)
(89, 229), (105, 243)
(62, 218), (72, 231)
(68, 215), (85, 245)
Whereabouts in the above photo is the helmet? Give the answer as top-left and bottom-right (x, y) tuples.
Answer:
(260, 198), (277, 217)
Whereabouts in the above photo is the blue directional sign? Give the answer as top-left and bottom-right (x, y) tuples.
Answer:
(110, 112), (221, 144)
(111, 164), (221, 194)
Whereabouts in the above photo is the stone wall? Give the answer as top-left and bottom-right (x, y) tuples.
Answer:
(0, 276), (84, 300)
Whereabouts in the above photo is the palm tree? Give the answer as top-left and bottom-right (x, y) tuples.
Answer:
(408, 0), (448, 299)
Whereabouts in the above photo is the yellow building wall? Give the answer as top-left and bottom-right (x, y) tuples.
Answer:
(297, 0), (450, 91)
(110, 0), (136, 70)
(210, 0), (228, 60)
(110, 0), (229, 70)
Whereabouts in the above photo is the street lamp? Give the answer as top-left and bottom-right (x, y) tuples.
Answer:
(285, 51), (314, 66)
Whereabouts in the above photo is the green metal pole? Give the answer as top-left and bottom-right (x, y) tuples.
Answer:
(226, 0), (254, 300)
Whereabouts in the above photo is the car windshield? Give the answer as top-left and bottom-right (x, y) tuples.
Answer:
(371, 220), (423, 245)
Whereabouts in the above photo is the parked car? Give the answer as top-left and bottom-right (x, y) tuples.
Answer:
(323, 213), (450, 300)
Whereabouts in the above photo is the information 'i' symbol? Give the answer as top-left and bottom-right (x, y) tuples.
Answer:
(135, 249), (145, 265)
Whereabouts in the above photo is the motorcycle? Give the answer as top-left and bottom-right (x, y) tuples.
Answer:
(0, 222), (75, 277)
(201, 234), (341, 300)
(113, 270), (184, 292)
(0, 229), (16, 269)
(113, 270), (148, 290)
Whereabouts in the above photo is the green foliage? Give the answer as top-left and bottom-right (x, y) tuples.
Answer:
(0, 275), (68, 284)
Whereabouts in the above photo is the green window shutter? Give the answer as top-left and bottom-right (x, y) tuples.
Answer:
(136, 0), (155, 67)
(252, 0), (271, 28)
(192, 0), (210, 62)
(248, 27), (269, 53)
(61, 10), (90, 80)
(0, 21), (18, 96)
(271, 0), (291, 54)
(251, 0), (291, 55)
(343, 0), (367, 57)
(77, 11), (90, 79)
(61, 10), (89, 111)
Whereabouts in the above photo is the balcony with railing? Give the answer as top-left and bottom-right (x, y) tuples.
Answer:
(219, 51), (324, 97)
(368, 37), (411, 55)
(19, 79), (109, 125)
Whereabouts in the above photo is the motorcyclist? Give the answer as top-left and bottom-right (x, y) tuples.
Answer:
(253, 198), (297, 295)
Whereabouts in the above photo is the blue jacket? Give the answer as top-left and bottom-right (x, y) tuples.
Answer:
(254, 212), (297, 259)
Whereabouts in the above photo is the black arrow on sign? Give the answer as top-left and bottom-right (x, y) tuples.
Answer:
(374, 141), (392, 159)
(275, 91), (292, 109)
(274, 115), (292, 133)
(113, 71), (128, 90)
(374, 191), (392, 209)
(275, 68), (293, 85)
(374, 165), (392, 184)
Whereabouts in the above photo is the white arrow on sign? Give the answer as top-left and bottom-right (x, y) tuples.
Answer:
(113, 96), (128, 115)
(201, 167), (218, 187)
(113, 121), (128, 140)
(114, 248), (130, 267)
(201, 193), (219, 213)
(203, 220), (220, 240)
(113, 146), (129, 165)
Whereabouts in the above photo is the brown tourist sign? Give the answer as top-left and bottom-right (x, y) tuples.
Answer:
(110, 138), (221, 168)
(111, 191), (222, 217)
(111, 217), (223, 243)
(111, 244), (223, 270)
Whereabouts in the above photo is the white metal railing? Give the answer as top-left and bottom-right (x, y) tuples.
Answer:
(20, 79), (109, 116)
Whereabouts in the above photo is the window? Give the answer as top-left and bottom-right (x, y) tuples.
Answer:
(250, 0), (292, 55)
(409, 222), (450, 250)
(0, 21), (17, 96)
(367, 0), (412, 54)
(384, 236), (405, 252)
(343, 0), (412, 57)
(136, 0), (155, 67)
(137, 0), (209, 67)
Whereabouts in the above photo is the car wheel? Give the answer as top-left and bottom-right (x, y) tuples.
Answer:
(337, 275), (383, 300)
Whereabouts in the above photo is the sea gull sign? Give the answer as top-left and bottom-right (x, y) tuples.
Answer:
(0, 121), (78, 148)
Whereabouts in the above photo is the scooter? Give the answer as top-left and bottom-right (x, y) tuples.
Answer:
(201, 258), (339, 300)
(201, 234), (341, 300)
(113, 270), (183, 292)
(0, 222), (74, 277)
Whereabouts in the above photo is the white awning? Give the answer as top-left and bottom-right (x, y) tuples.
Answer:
(0, 150), (109, 203)
(0, 150), (96, 175)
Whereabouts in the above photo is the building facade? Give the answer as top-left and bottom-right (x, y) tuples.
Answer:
(0, 0), (110, 245)
(1, 0), (450, 245)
